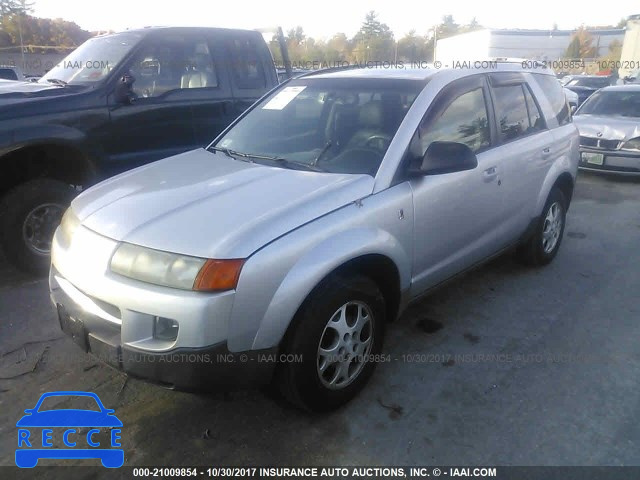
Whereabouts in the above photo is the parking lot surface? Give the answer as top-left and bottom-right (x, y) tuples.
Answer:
(1, 172), (639, 473)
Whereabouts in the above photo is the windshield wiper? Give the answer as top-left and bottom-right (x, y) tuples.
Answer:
(244, 153), (326, 172)
(208, 146), (254, 163)
(45, 78), (68, 86)
(312, 141), (332, 166)
(208, 146), (324, 171)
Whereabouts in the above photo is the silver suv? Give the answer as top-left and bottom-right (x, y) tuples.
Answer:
(50, 65), (579, 411)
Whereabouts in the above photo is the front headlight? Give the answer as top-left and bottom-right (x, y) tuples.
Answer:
(622, 137), (640, 151)
(58, 208), (81, 248)
(110, 243), (244, 291)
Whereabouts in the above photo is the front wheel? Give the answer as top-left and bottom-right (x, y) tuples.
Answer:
(0, 179), (76, 274)
(517, 187), (567, 266)
(276, 274), (386, 411)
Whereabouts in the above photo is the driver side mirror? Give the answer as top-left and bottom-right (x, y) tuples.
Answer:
(409, 141), (478, 176)
(114, 73), (136, 105)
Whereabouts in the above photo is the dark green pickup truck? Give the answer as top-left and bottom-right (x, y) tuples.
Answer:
(0, 26), (279, 272)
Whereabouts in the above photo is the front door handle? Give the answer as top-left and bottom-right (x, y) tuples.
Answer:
(483, 166), (498, 182)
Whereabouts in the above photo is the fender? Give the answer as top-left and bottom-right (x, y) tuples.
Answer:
(9, 124), (88, 150)
(226, 183), (415, 352)
(223, 184), (413, 353)
(0, 125), (101, 180)
(252, 227), (409, 351)
(536, 123), (579, 214)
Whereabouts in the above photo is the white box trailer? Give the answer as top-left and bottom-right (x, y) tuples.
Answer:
(620, 14), (640, 79)
(436, 28), (624, 64)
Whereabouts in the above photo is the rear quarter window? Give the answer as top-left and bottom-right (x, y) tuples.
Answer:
(532, 74), (571, 126)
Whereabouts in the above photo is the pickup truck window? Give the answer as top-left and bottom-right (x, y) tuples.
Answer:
(229, 38), (267, 89)
(40, 32), (142, 85)
(214, 78), (423, 175)
(0, 68), (19, 80)
(128, 35), (218, 98)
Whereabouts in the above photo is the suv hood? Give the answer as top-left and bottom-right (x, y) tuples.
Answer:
(74, 148), (374, 259)
(573, 115), (640, 141)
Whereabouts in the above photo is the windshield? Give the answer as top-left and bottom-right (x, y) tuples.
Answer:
(576, 90), (640, 117)
(213, 77), (423, 176)
(40, 32), (142, 85)
(566, 77), (610, 88)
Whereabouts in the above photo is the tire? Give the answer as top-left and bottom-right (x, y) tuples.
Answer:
(517, 187), (567, 266)
(0, 179), (76, 274)
(276, 274), (386, 412)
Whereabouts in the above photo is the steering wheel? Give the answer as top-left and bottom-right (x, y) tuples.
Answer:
(364, 135), (391, 151)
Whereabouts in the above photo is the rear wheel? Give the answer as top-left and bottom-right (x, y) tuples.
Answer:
(0, 179), (76, 274)
(276, 274), (385, 411)
(517, 187), (566, 266)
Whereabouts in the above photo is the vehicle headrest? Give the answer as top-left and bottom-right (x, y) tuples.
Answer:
(358, 101), (383, 128)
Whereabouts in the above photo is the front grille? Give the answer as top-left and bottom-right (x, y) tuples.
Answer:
(580, 136), (621, 150)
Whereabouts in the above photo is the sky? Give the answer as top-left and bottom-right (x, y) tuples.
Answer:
(33, 0), (638, 39)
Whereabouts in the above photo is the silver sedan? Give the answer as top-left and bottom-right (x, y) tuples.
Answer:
(573, 85), (640, 175)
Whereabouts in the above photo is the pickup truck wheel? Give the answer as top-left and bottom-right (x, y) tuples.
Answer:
(277, 274), (385, 411)
(0, 179), (76, 274)
(517, 187), (566, 266)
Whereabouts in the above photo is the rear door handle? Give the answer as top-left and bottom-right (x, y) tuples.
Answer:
(541, 147), (552, 158)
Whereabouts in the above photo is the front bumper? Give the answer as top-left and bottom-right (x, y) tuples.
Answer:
(50, 268), (277, 391)
(578, 147), (640, 175)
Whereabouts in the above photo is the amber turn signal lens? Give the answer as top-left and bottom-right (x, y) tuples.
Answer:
(193, 259), (245, 292)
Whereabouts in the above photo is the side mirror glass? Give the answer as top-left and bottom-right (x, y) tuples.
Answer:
(114, 73), (136, 105)
(410, 141), (479, 176)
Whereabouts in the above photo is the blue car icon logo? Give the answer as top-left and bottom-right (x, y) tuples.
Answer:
(16, 391), (123, 468)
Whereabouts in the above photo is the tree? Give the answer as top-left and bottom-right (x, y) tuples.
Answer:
(437, 15), (460, 39)
(397, 30), (430, 62)
(286, 26), (305, 47)
(325, 33), (351, 63)
(0, 0), (32, 17)
(564, 36), (581, 59)
(460, 17), (482, 34)
(601, 39), (622, 61)
(564, 28), (597, 59)
(352, 11), (395, 62)
(0, 14), (90, 52)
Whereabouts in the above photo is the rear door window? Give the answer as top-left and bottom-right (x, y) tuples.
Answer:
(492, 83), (547, 142)
(492, 85), (530, 142)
